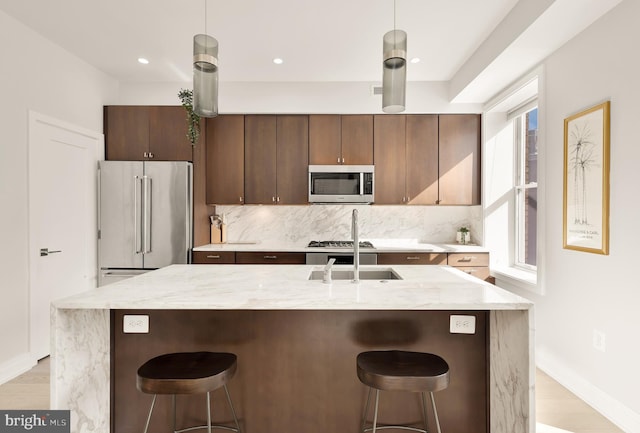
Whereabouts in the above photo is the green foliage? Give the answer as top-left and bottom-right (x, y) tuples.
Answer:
(178, 89), (200, 145)
(458, 226), (469, 233)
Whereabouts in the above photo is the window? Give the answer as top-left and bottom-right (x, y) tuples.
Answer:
(514, 107), (538, 268)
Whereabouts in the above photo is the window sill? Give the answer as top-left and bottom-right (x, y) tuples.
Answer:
(491, 265), (540, 294)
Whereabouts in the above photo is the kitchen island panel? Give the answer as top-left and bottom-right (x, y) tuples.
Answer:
(112, 309), (489, 433)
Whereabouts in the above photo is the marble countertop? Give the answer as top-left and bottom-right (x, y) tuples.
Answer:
(54, 264), (531, 311)
(193, 239), (488, 253)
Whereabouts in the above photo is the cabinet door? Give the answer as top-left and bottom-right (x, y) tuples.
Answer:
(438, 114), (481, 205)
(341, 115), (373, 165)
(235, 252), (306, 264)
(309, 115), (341, 165)
(377, 252), (447, 265)
(374, 115), (406, 204)
(148, 106), (193, 161)
(244, 115), (277, 204)
(406, 115), (439, 204)
(276, 115), (309, 204)
(206, 115), (245, 204)
(104, 106), (149, 161)
(192, 251), (236, 264)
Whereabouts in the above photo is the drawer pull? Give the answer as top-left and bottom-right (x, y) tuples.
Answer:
(206, 255), (221, 259)
(460, 256), (477, 262)
(464, 269), (477, 274)
(264, 255), (278, 259)
(406, 256), (421, 260)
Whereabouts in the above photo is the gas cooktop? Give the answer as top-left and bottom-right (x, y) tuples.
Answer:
(307, 240), (375, 248)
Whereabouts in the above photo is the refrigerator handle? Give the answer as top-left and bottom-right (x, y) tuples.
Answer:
(143, 176), (152, 253)
(134, 176), (143, 254)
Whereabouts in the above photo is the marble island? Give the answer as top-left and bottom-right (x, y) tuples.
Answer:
(52, 264), (534, 433)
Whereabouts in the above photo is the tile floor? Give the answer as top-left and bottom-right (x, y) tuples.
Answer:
(0, 357), (627, 433)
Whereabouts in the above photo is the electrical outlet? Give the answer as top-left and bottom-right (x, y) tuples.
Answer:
(450, 315), (476, 334)
(123, 315), (149, 334)
(593, 329), (606, 352)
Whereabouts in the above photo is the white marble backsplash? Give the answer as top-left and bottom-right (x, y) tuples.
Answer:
(213, 205), (483, 244)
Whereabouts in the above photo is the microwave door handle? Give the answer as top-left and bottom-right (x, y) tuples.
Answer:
(360, 172), (364, 195)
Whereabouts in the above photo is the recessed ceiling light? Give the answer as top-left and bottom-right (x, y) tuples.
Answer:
(273, 58), (284, 65)
(410, 57), (421, 64)
(137, 58), (149, 65)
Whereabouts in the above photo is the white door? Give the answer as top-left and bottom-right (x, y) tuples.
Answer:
(28, 111), (103, 360)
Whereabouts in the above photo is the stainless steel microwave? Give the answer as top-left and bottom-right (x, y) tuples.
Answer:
(308, 165), (374, 203)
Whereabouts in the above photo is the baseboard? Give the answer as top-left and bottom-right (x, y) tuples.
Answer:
(0, 352), (37, 386)
(537, 347), (640, 433)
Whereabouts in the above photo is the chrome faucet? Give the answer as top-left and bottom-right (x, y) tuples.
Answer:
(323, 258), (336, 284)
(352, 209), (359, 283)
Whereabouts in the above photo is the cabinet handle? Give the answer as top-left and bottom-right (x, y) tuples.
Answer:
(239, 196), (243, 203)
(341, 157), (345, 163)
(406, 256), (421, 260)
(276, 196), (280, 202)
(272, 197), (276, 202)
(461, 256), (477, 262)
(264, 255), (277, 259)
(206, 255), (221, 259)
(464, 269), (477, 274)
(436, 199), (441, 204)
(143, 152), (148, 158)
(337, 157), (340, 164)
(148, 153), (154, 158)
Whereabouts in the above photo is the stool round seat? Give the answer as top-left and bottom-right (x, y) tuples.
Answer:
(357, 350), (450, 433)
(137, 351), (237, 395)
(136, 351), (241, 433)
(357, 350), (449, 392)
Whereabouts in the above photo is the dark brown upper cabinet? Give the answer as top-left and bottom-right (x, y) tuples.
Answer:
(373, 115), (406, 204)
(309, 115), (373, 165)
(244, 115), (309, 204)
(205, 115), (245, 205)
(104, 106), (193, 161)
(438, 114), (481, 205)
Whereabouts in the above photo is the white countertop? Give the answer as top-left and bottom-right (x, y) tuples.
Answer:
(193, 239), (488, 253)
(55, 264), (530, 311)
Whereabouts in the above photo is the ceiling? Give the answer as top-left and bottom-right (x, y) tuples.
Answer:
(0, 0), (520, 83)
(0, 0), (624, 103)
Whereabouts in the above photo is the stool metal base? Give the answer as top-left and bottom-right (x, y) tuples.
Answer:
(142, 385), (241, 433)
(361, 387), (442, 433)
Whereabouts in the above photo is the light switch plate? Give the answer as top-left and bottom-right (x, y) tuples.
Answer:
(450, 315), (476, 334)
(123, 315), (149, 333)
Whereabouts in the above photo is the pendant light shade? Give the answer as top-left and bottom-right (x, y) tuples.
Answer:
(382, 29), (407, 113)
(193, 34), (218, 118)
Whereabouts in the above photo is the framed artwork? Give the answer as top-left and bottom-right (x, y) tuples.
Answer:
(563, 101), (610, 254)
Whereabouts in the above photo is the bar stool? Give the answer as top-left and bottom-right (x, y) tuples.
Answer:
(136, 351), (241, 433)
(357, 350), (450, 433)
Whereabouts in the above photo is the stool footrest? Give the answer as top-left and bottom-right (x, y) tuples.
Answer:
(363, 425), (426, 432)
(175, 425), (239, 433)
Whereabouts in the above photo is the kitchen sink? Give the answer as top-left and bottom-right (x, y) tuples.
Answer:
(308, 268), (403, 281)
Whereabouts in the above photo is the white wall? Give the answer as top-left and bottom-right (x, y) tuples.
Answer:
(502, 1), (640, 430)
(117, 80), (483, 114)
(0, 11), (118, 378)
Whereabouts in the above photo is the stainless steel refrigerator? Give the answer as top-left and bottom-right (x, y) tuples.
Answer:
(98, 160), (192, 286)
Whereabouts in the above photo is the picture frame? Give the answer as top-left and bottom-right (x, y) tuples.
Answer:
(563, 101), (610, 254)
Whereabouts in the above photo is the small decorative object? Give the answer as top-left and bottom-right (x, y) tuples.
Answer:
(457, 227), (470, 244)
(178, 88), (201, 145)
(563, 101), (610, 255)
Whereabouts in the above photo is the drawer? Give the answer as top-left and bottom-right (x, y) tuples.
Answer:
(235, 252), (306, 264)
(447, 253), (489, 267)
(377, 252), (447, 265)
(192, 251), (236, 264)
(454, 266), (491, 282)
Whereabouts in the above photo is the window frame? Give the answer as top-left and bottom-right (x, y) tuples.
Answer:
(513, 105), (538, 271)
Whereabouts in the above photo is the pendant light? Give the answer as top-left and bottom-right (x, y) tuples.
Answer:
(193, 0), (218, 117)
(382, 0), (407, 113)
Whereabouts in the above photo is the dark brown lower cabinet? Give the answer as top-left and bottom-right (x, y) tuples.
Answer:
(191, 251), (236, 264)
(377, 252), (447, 265)
(235, 252), (306, 264)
